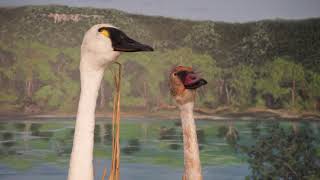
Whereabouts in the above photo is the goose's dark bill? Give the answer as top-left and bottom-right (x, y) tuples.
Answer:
(98, 27), (153, 52)
(176, 70), (207, 89)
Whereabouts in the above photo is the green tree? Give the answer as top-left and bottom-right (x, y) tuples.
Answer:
(233, 22), (272, 66)
(183, 22), (220, 54)
(306, 71), (320, 111)
(255, 58), (306, 109)
(229, 65), (256, 107)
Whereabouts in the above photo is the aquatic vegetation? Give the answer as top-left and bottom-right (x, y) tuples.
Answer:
(238, 121), (320, 179)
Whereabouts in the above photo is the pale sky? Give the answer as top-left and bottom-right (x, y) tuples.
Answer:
(0, 0), (320, 22)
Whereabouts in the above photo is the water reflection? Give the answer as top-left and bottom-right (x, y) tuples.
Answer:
(122, 138), (141, 155)
(2, 132), (16, 155)
(159, 122), (206, 151)
(30, 124), (42, 136)
(174, 120), (181, 127)
(0, 123), (5, 130)
(14, 123), (26, 131)
(159, 126), (182, 150)
(94, 123), (112, 145)
(94, 124), (101, 143)
(0, 119), (319, 179)
(57, 140), (72, 156)
(217, 121), (239, 148)
(159, 126), (179, 140)
(248, 121), (261, 138)
(196, 129), (205, 150)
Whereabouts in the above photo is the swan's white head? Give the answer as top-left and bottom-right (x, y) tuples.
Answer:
(80, 24), (153, 71)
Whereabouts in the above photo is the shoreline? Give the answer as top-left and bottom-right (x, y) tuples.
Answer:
(0, 108), (319, 121)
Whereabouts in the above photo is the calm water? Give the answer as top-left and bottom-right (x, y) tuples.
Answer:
(0, 118), (319, 180)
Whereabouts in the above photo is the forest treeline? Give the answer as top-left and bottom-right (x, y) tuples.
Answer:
(0, 5), (319, 113)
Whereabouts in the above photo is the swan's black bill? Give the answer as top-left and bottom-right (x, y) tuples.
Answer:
(113, 38), (153, 52)
(98, 27), (154, 52)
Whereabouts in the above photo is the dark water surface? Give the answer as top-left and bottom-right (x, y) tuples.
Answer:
(0, 118), (319, 180)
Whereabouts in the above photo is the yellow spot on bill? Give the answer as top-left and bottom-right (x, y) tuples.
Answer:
(101, 30), (109, 37)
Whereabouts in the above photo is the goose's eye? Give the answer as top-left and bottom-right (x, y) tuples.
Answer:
(174, 73), (177, 76)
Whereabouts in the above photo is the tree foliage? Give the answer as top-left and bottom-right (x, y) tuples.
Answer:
(239, 122), (320, 179)
(0, 6), (320, 113)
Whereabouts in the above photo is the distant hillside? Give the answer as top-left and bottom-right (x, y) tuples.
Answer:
(0, 5), (320, 113)
(1, 5), (320, 69)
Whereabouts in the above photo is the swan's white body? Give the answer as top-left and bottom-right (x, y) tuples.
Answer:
(68, 24), (120, 180)
(68, 23), (153, 180)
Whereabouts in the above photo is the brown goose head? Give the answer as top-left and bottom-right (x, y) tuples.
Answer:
(169, 66), (207, 105)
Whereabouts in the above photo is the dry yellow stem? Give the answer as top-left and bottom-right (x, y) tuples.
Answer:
(102, 62), (122, 180)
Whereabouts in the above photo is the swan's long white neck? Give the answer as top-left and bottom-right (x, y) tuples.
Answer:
(68, 61), (105, 180)
(179, 102), (202, 180)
